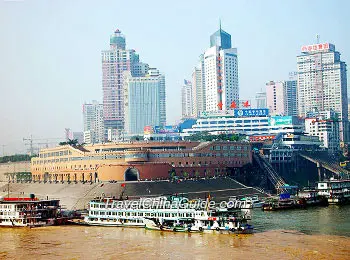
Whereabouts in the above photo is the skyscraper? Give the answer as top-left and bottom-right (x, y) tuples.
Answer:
(284, 72), (298, 116)
(204, 26), (239, 112)
(297, 42), (348, 141)
(102, 29), (142, 134)
(124, 69), (166, 135)
(181, 80), (193, 118)
(191, 54), (206, 117)
(83, 100), (104, 144)
(266, 81), (285, 116)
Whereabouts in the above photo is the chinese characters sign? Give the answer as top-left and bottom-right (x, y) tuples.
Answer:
(233, 109), (269, 117)
(301, 43), (334, 53)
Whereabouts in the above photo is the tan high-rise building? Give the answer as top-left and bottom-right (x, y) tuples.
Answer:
(297, 43), (348, 141)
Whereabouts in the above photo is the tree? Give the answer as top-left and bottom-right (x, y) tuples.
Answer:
(195, 170), (200, 178)
(183, 171), (189, 179)
(59, 139), (79, 146)
(0, 154), (33, 163)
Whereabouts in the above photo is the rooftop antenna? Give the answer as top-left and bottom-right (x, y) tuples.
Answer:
(219, 18), (222, 30)
(316, 34), (320, 44)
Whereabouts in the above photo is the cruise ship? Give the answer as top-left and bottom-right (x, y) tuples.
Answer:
(83, 196), (253, 233)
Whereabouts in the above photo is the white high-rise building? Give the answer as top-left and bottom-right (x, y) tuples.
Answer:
(83, 100), (104, 144)
(181, 80), (193, 118)
(192, 55), (206, 117)
(204, 44), (239, 112)
(192, 26), (239, 114)
(297, 43), (348, 141)
(124, 69), (166, 135)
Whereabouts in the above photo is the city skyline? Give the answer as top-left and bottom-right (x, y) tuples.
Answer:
(0, 0), (349, 154)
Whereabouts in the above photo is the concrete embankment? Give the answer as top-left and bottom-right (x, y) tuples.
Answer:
(0, 178), (264, 210)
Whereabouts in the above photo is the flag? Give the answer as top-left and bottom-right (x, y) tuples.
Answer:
(184, 79), (191, 85)
(230, 101), (237, 109)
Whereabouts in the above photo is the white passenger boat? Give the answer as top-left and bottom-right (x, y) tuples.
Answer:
(84, 196), (198, 227)
(84, 195), (253, 234)
(239, 196), (265, 208)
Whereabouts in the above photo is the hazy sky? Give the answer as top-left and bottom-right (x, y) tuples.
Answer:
(0, 0), (349, 154)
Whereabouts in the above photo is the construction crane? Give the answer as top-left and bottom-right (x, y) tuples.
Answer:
(1, 144), (6, 157)
(23, 135), (62, 156)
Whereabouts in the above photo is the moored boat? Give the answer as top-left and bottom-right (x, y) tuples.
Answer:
(240, 196), (265, 208)
(316, 178), (350, 205)
(83, 195), (254, 234)
(0, 195), (63, 227)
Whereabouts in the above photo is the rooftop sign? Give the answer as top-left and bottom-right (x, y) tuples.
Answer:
(301, 43), (334, 53)
(201, 109), (269, 118)
(233, 108), (269, 117)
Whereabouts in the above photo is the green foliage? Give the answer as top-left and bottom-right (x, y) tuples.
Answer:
(195, 170), (200, 178)
(184, 132), (245, 142)
(59, 139), (79, 146)
(0, 154), (33, 163)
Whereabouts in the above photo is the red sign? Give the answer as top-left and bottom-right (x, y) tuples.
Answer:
(3, 198), (37, 201)
(144, 126), (154, 135)
(242, 101), (250, 108)
(230, 101), (237, 109)
(301, 43), (330, 53)
(249, 135), (276, 142)
(217, 101), (223, 110)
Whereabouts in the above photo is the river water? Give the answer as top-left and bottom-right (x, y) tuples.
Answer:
(0, 206), (350, 260)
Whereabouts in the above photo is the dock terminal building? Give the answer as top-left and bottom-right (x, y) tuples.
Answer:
(30, 141), (252, 183)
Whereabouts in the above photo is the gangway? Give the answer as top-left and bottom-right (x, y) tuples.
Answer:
(253, 152), (287, 192)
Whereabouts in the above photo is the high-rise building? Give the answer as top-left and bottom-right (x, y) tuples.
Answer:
(297, 42), (348, 141)
(266, 81), (285, 116)
(191, 55), (205, 117)
(255, 91), (267, 109)
(204, 26), (239, 112)
(181, 80), (193, 118)
(284, 73), (298, 116)
(102, 29), (142, 133)
(83, 100), (104, 144)
(124, 69), (166, 135)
